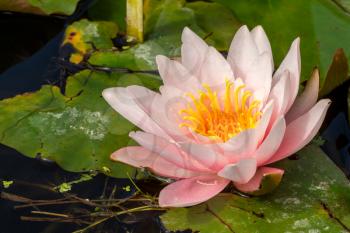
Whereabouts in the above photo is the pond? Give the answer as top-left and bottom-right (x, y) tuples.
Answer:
(1, 0), (350, 233)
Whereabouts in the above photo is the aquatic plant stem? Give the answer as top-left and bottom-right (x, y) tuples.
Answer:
(126, 0), (144, 42)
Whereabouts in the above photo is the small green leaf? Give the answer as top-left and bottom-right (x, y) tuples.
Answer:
(58, 183), (71, 193)
(2, 180), (13, 189)
(123, 185), (131, 192)
(102, 166), (111, 174)
(312, 135), (326, 146)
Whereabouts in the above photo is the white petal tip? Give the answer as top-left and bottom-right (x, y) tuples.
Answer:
(181, 27), (195, 42)
(102, 88), (116, 101)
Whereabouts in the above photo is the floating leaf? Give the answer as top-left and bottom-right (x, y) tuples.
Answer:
(161, 145), (350, 233)
(88, 0), (127, 31)
(28, 0), (80, 15)
(55, 173), (96, 193)
(213, 0), (350, 83)
(58, 183), (72, 193)
(89, 0), (240, 70)
(0, 70), (161, 178)
(0, 0), (79, 15)
(320, 48), (349, 96)
(62, 19), (119, 64)
(246, 172), (283, 196)
(2, 180), (14, 189)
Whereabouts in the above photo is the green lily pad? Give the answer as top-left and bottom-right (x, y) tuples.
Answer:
(88, 0), (240, 70)
(247, 172), (283, 196)
(28, 0), (80, 15)
(0, 0), (79, 15)
(0, 70), (162, 177)
(213, 0), (350, 85)
(161, 145), (350, 233)
(88, 0), (127, 31)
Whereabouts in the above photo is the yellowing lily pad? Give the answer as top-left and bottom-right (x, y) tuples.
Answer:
(161, 145), (350, 233)
(62, 19), (118, 64)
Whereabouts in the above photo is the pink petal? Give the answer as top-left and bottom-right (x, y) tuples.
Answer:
(273, 38), (301, 111)
(126, 85), (159, 114)
(156, 55), (201, 92)
(147, 89), (190, 141)
(181, 27), (209, 76)
(254, 117), (286, 166)
(234, 167), (284, 193)
(199, 47), (234, 87)
(217, 158), (257, 184)
(286, 69), (319, 123)
(228, 25), (259, 79)
(159, 175), (229, 207)
(129, 131), (211, 172)
(111, 146), (201, 178)
(243, 52), (273, 102)
(179, 143), (228, 171)
(219, 101), (274, 161)
(267, 70), (291, 127)
(267, 99), (331, 164)
(102, 87), (170, 140)
(251, 25), (274, 71)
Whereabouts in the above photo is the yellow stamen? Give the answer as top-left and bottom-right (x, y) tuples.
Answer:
(179, 81), (262, 142)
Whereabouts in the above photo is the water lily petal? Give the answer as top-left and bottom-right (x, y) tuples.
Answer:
(181, 27), (209, 76)
(286, 68), (319, 123)
(199, 46), (234, 86)
(244, 52), (273, 102)
(251, 25), (274, 70)
(219, 101), (274, 160)
(156, 55), (201, 92)
(179, 143), (228, 171)
(159, 175), (229, 207)
(102, 87), (170, 140)
(267, 99), (331, 164)
(111, 146), (200, 178)
(255, 117), (286, 166)
(273, 38), (301, 111)
(126, 85), (159, 114)
(234, 167), (284, 193)
(147, 89), (191, 141)
(217, 158), (257, 184)
(268, 70), (291, 127)
(129, 131), (211, 172)
(228, 25), (259, 79)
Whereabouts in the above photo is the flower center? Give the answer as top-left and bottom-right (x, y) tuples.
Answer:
(179, 80), (262, 142)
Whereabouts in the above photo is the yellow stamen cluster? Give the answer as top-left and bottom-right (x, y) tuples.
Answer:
(179, 81), (262, 142)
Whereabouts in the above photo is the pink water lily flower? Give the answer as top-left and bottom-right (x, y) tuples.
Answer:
(102, 25), (331, 207)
